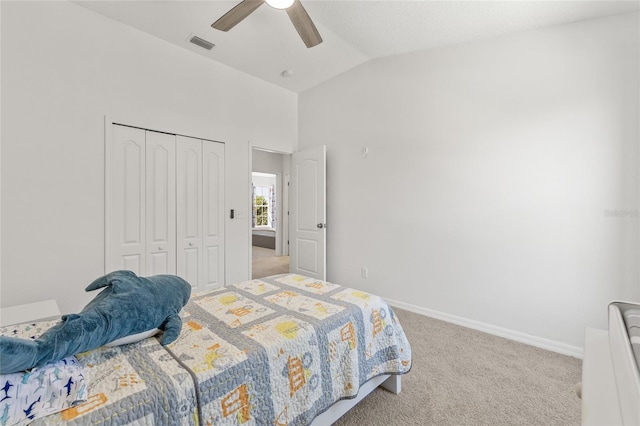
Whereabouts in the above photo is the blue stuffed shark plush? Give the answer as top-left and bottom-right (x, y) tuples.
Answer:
(0, 270), (191, 374)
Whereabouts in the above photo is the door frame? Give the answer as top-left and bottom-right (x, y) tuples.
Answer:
(248, 144), (292, 279)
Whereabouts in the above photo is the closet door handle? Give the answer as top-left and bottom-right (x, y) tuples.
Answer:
(158, 246), (164, 251)
(188, 242), (194, 247)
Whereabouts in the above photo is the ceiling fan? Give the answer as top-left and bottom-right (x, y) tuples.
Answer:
(212, 0), (323, 48)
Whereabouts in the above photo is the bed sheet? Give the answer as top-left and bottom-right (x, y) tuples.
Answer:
(166, 274), (412, 426)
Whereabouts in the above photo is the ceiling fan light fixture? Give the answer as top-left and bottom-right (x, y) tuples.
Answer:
(212, 0), (321, 48)
(265, 0), (295, 10)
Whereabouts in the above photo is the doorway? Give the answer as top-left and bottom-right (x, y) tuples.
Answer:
(251, 149), (290, 279)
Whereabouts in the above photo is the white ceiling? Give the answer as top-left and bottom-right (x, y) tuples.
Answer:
(75, 0), (639, 93)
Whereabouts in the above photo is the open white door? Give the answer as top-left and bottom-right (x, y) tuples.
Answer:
(289, 145), (326, 280)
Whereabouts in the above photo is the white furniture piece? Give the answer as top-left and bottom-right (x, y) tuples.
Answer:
(582, 301), (640, 425)
(107, 123), (225, 291)
(311, 374), (401, 425)
(0, 299), (60, 327)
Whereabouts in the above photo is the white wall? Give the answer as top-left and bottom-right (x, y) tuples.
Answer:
(299, 12), (639, 351)
(253, 150), (285, 175)
(0, 1), (297, 313)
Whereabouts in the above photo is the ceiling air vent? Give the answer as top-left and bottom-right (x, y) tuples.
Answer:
(189, 35), (215, 51)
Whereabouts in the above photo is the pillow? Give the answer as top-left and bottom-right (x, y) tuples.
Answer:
(0, 321), (87, 426)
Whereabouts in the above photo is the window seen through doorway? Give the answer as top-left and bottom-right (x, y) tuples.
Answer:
(252, 173), (276, 229)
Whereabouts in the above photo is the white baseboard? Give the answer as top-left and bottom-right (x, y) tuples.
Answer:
(385, 298), (584, 359)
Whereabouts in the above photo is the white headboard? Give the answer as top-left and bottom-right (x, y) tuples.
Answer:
(0, 299), (60, 326)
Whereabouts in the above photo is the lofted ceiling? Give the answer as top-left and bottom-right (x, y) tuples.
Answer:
(75, 0), (639, 93)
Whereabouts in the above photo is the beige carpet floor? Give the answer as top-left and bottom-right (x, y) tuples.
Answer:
(334, 307), (582, 426)
(252, 246), (289, 279)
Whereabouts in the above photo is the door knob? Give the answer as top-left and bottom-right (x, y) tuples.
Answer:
(316, 223), (327, 229)
(189, 242), (194, 246)
(158, 246), (163, 251)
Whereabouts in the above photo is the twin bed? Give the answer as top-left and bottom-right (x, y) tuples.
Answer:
(0, 274), (412, 425)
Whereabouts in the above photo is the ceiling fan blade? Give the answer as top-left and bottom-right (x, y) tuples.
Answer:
(212, 0), (265, 32)
(286, 0), (322, 48)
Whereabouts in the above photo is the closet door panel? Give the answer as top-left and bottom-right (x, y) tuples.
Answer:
(122, 255), (142, 273)
(203, 141), (225, 288)
(176, 136), (203, 287)
(145, 131), (176, 275)
(111, 125), (146, 276)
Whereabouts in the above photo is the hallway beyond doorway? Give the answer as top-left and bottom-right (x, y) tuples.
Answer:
(252, 246), (289, 279)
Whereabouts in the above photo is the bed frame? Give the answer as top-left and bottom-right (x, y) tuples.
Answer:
(311, 374), (402, 425)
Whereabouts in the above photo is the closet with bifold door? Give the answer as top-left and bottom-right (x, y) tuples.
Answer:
(107, 124), (225, 291)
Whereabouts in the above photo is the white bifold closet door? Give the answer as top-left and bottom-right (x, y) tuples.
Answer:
(146, 131), (177, 275)
(110, 125), (176, 276)
(176, 135), (225, 289)
(108, 124), (224, 290)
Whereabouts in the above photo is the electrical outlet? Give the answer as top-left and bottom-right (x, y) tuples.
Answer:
(361, 267), (368, 278)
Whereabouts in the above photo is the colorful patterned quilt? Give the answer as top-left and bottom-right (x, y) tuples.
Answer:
(0, 274), (411, 425)
(166, 274), (412, 425)
(33, 339), (198, 426)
